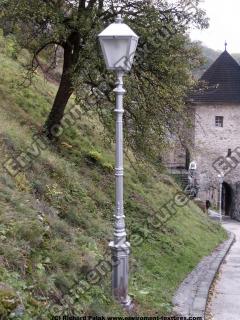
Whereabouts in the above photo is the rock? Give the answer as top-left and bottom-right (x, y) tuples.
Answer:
(10, 303), (25, 318)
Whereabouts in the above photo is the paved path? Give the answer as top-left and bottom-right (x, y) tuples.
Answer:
(173, 221), (234, 318)
(208, 219), (240, 320)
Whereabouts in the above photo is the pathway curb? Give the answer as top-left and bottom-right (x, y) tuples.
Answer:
(172, 231), (235, 319)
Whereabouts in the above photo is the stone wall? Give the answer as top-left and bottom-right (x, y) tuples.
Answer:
(192, 104), (240, 220)
(163, 139), (187, 170)
(163, 109), (195, 171)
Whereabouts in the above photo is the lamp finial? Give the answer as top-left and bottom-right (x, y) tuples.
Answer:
(115, 14), (123, 23)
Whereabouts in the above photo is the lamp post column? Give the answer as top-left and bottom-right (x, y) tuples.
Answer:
(218, 173), (224, 223)
(219, 179), (223, 223)
(109, 70), (131, 307)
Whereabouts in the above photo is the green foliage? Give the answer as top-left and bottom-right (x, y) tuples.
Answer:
(0, 0), (209, 161)
(85, 150), (102, 164)
(85, 150), (114, 173)
(0, 29), (19, 59)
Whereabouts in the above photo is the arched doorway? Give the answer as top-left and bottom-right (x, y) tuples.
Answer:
(222, 182), (232, 216)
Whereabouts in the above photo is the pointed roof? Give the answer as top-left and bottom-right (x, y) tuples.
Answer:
(191, 50), (240, 104)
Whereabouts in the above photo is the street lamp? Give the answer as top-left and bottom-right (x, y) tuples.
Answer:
(218, 172), (224, 223)
(98, 15), (139, 307)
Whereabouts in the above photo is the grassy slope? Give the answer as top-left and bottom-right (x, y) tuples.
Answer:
(0, 41), (227, 319)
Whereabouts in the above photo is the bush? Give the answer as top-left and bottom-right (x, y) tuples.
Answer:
(5, 35), (19, 59)
(102, 162), (114, 173)
(0, 31), (20, 59)
(85, 150), (102, 165)
(85, 150), (114, 173)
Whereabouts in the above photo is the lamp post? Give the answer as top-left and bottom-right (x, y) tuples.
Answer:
(98, 15), (139, 307)
(218, 172), (224, 223)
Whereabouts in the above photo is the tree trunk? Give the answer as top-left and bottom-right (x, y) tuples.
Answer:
(44, 44), (74, 139)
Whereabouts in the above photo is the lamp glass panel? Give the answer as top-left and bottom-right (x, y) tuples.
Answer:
(100, 38), (130, 70)
(126, 37), (139, 70)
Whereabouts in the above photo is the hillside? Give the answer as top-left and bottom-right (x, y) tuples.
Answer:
(0, 35), (227, 319)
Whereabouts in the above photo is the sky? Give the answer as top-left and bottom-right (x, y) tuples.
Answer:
(189, 0), (240, 53)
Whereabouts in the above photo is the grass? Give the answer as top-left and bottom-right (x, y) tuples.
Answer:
(0, 36), (227, 319)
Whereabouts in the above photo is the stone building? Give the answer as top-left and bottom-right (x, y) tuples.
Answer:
(168, 49), (240, 221)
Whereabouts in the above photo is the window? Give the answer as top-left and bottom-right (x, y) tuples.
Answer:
(215, 116), (224, 127)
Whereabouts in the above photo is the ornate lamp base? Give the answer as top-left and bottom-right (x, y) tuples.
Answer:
(109, 241), (132, 308)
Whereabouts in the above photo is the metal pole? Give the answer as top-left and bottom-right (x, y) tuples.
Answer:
(109, 70), (131, 307)
(219, 179), (223, 223)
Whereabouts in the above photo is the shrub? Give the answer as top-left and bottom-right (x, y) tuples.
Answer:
(85, 150), (102, 165)
(0, 32), (20, 59)
(85, 150), (114, 174)
(102, 162), (114, 173)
